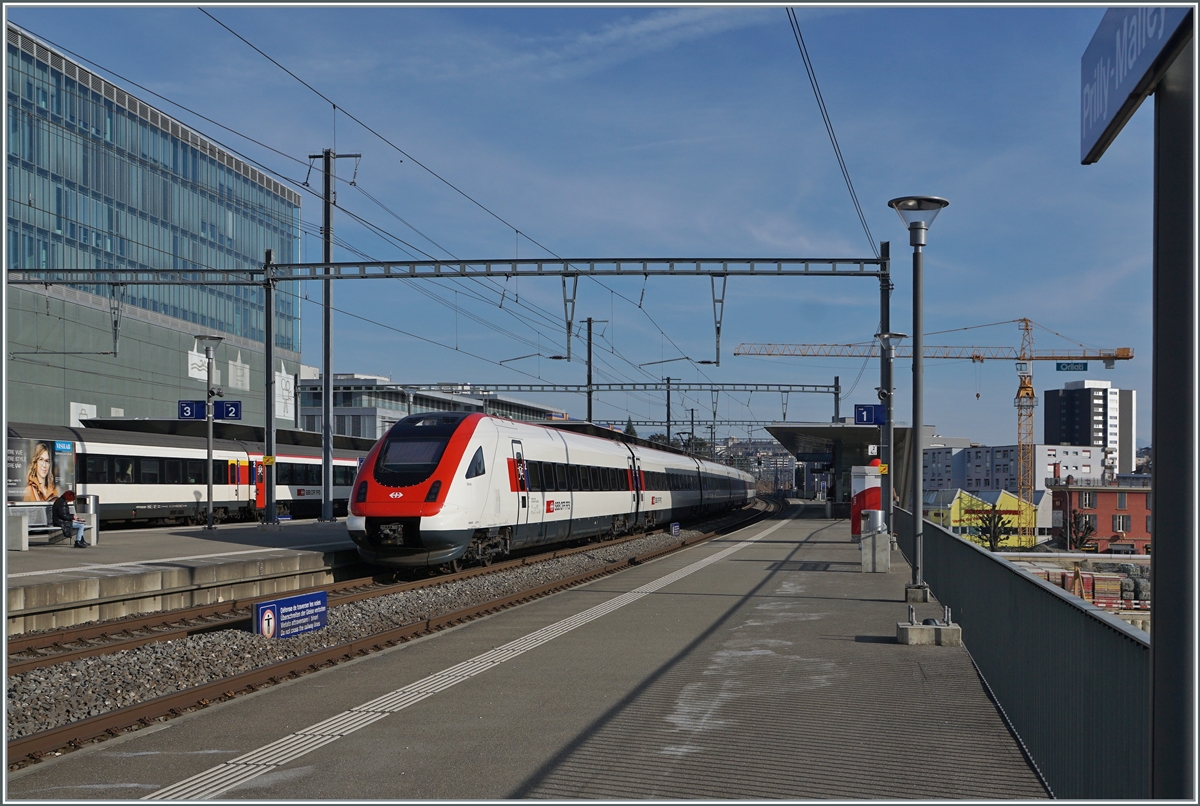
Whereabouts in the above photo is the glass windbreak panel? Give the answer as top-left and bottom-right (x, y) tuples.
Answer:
(375, 437), (450, 487)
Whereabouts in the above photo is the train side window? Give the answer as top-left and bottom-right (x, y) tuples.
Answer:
(186, 460), (205, 484)
(84, 455), (109, 482)
(334, 466), (355, 486)
(307, 464), (322, 485)
(85, 455), (110, 483)
(112, 456), (135, 484)
(568, 465), (580, 491)
(277, 463), (292, 485)
(140, 458), (160, 484)
(164, 459), (183, 485)
(581, 465), (593, 491)
(465, 447), (486, 479)
(211, 460), (229, 485)
(537, 462), (552, 491)
(555, 463), (569, 490)
(526, 461), (542, 491)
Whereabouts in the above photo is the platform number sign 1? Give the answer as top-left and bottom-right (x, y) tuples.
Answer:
(178, 400), (206, 420)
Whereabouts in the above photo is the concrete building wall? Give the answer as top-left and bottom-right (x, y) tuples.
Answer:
(8, 285), (300, 427)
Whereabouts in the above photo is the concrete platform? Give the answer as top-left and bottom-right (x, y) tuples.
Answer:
(7, 505), (1049, 799)
(5, 520), (360, 634)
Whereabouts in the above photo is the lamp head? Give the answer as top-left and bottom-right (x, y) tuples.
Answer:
(888, 197), (948, 246)
(195, 334), (225, 353)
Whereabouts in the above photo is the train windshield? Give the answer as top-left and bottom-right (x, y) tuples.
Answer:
(375, 437), (449, 487)
(374, 413), (470, 487)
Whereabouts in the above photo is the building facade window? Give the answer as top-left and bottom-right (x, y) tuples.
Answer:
(1080, 491), (1096, 509)
(6, 28), (301, 350)
(1113, 514), (1131, 532)
(1117, 492), (1127, 510)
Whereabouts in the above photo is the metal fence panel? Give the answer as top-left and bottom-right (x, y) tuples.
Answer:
(895, 509), (1149, 799)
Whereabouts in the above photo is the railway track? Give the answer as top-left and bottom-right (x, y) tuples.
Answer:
(7, 529), (667, 673)
(7, 499), (781, 768)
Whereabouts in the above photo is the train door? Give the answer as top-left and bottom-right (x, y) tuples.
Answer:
(510, 441), (536, 545)
(628, 454), (642, 526)
(254, 461), (265, 510)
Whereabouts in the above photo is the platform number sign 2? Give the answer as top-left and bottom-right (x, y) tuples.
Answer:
(214, 401), (241, 420)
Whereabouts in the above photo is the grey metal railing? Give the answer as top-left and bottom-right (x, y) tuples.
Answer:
(895, 508), (1149, 799)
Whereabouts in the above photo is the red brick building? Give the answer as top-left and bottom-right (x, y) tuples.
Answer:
(1049, 477), (1151, 554)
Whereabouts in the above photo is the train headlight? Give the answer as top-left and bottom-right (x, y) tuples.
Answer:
(355, 480), (369, 503)
(425, 480), (442, 502)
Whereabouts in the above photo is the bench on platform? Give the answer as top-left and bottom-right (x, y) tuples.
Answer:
(6, 503), (97, 551)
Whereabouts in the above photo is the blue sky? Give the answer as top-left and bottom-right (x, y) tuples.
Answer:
(8, 5), (1157, 446)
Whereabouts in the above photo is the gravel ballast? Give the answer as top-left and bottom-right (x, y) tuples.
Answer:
(7, 518), (749, 740)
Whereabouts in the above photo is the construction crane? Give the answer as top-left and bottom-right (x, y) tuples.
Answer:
(735, 319), (1134, 545)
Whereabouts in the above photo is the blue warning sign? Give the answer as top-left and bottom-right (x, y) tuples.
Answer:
(253, 591), (327, 639)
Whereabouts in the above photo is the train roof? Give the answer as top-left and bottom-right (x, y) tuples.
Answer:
(7, 421), (372, 458)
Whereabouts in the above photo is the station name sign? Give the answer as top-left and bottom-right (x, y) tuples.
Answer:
(253, 591), (328, 639)
(1081, 7), (1193, 164)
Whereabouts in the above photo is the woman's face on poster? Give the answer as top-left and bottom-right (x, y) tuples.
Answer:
(35, 450), (51, 481)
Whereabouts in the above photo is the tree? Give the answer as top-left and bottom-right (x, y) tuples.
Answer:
(623, 418), (638, 438)
(1068, 509), (1097, 551)
(647, 432), (668, 445)
(976, 504), (1011, 552)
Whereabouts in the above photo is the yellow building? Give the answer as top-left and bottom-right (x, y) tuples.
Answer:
(923, 488), (1039, 549)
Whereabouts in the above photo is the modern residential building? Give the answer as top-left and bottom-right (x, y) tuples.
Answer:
(1044, 380), (1137, 474)
(1048, 476), (1152, 554)
(298, 373), (567, 440)
(6, 24), (302, 427)
(925, 443), (1105, 494)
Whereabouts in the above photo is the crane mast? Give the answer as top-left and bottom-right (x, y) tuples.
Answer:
(1014, 319), (1037, 547)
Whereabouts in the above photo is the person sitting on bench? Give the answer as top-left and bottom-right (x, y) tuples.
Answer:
(51, 491), (88, 548)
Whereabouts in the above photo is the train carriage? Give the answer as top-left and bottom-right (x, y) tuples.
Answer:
(6, 422), (365, 525)
(347, 412), (756, 569)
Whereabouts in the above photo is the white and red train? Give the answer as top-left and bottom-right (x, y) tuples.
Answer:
(7, 422), (367, 525)
(347, 412), (756, 569)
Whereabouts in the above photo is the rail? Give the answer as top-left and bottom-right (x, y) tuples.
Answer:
(894, 508), (1149, 800)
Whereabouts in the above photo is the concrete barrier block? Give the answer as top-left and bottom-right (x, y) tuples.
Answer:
(896, 622), (963, 647)
(98, 570), (164, 599)
(7, 512), (30, 551)
(20, 577), (101, 610)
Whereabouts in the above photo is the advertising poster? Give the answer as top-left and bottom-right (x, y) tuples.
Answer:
(7, 439), (75, 502)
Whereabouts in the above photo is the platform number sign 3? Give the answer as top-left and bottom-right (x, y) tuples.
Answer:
(178, 400), (205, 420)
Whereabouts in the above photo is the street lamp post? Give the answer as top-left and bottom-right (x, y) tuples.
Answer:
(196, 334), (225, 530)
(888, 196), (948, 603)
(876, 331), (907, 538)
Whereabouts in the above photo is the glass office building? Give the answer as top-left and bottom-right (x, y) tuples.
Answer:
(5, 24), (303, 427)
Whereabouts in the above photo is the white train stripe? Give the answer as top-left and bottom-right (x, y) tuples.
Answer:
(142, 512), (793, 800)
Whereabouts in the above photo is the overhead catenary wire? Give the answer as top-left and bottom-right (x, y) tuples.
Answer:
(785, 8), (878, 260)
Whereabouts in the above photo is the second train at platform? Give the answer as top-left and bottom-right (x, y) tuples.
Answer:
(348, 412), (757, 569)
